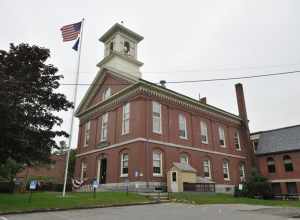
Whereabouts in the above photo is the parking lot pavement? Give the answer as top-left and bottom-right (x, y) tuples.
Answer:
(1, 203), (295, 220)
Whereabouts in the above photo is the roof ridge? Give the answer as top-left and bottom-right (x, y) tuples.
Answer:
(252, 124), (300, 135)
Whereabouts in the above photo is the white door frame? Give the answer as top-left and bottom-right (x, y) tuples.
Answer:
(170, 171), (178, 192)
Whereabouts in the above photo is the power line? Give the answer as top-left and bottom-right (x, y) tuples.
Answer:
(143, 62), (300, 74)
(56, 70), (300, 86)
(3, 70), (300, 86)
(166, 70), (300, 84)
(73, 62), (300, 75)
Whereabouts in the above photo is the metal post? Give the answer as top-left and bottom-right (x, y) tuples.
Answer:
(62, 18), (85, 197)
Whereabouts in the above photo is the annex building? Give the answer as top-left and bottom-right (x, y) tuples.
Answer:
(251, 125), (300, 195)
(74, 23), (254, 193)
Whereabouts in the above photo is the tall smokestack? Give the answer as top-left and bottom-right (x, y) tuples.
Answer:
(235, 83), (248, 123)
(235, 83), (255, 167)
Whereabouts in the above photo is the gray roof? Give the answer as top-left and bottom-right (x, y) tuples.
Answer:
(173, 162), (197, 173)
(256, 125), (300, 155)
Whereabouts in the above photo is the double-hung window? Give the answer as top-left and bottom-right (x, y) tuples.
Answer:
(283, 155), (293, 172)
(179, 114), (187, 139)
(152, 101), (162, 134)
(153, 151), (162, 176)
(203, 160), (212, 179)
(234, 131), (241, 150)
(200, 121), (208, 144)
(267, 157), (276, 173)
(218, 126), (226, 147)
(84, 121), (91, 147)
(121, 153), (129, 177)
(122, 103), (130, 135)
(100, 113), (108, 142)
(80, 161), (87, 181)
(239, 163), (246, 181)
(223, 160), (230, 180)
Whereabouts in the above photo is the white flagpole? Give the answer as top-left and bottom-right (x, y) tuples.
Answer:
(62, 18), (85, 197)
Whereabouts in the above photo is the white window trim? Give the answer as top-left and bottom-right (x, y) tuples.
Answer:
(223, 160), (230, 181)
(200, 121), (208, 144)
(96, 159), (101, 183)
(84, 121), (91, 147)
(100, 113), (108, 142)
(152, 101), (162, 134)
(218, 126), (226, 148)
(203, 159), (212, 179)
(80, 161), (87, 181)
(122, 103), (130, 135)
(234, 131), (241, 151)
(240, 163), (246, 181)
(120, 153), (129, 177)
(153, 151), (163, 177)
(179, 114), (188, 139)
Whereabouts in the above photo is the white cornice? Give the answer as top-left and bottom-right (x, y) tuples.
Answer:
(76, 138), (246, 160)
(77, 84), (242, 124)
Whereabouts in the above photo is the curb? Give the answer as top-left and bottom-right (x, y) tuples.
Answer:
(0, 201), (168, 216)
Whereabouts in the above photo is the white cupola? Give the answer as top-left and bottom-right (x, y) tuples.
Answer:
(97, 23), (144, 79)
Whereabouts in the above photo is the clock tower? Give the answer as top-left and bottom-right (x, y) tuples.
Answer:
(97, 23), (144, 79)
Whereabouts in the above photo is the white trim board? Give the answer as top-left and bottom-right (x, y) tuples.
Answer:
(76, 138), (246, 160)
(269, 179), (300, 183)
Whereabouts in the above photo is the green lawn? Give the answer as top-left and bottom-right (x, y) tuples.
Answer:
(0, 192), (151, 213)
(172, 193), (300, 208)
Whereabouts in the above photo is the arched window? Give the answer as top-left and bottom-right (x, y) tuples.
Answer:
(223, 160), (230, 180)
(239, 163), (246, 181)
(153, 151), (162, 176)
(283, 155), (293, 172)
(120, 153), (129, 177)
(179, 153), (189, 164)
(124, 41), (130, 54)
(203, 159), (212, 179)
(110, 41), (114, 51)
(267, 157), (276, 173)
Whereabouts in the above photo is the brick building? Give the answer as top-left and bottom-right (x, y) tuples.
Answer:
(74, 23), (254, 192)
(251, 125), (300, 195)
(17, 154), (66, 184)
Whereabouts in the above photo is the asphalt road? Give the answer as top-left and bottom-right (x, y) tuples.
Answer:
(2, 203), (298, 220)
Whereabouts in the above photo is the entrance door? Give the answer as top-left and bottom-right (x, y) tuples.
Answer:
(170, 171), (178, 192)
(99, 158), (107, 184)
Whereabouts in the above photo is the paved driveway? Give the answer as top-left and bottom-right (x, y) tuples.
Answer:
(2, 203), (299, 220)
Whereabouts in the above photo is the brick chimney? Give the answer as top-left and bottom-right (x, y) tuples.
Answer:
(235, 83), (248, 123)
(235, 83), (255, 167)
(199, 97), (207, 104)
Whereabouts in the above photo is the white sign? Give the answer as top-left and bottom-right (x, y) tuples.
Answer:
(238, 184), (243, 190)
(29, 180), (37, 190)
(92, 180), (99, 189)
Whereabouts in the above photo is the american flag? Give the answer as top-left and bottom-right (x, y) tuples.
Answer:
(60, 21), (82, 42)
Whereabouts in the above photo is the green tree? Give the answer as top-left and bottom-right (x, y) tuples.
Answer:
(67, 149), (76, 182)
(0, 43), (73, 166)
(242, 169), (271, 198)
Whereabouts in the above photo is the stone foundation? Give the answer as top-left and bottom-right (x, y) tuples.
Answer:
(78, 181), (166, 192)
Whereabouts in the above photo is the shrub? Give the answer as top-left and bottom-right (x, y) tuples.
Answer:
(239, 169), (272, 199)
(0, 181), (15, 193)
